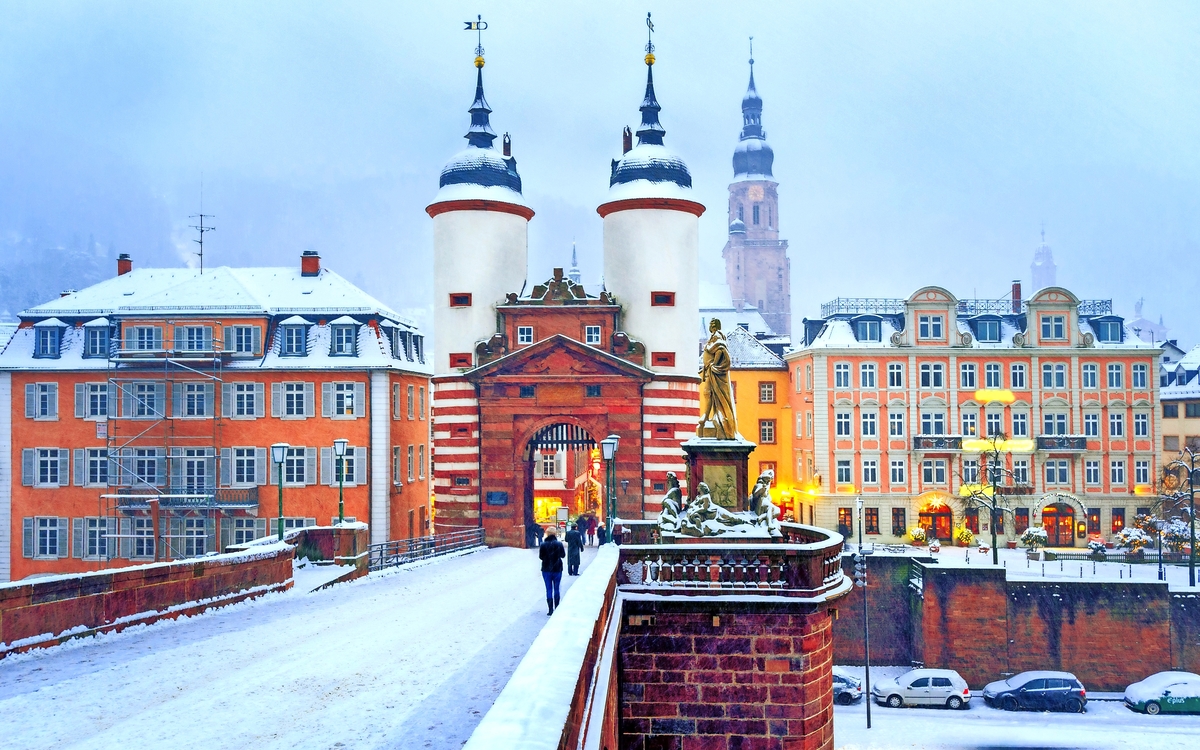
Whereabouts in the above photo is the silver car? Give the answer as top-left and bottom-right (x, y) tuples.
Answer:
(873, 668), (972, 710)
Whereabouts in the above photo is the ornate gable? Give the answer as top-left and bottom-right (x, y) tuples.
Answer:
(465, 334), (653, 382)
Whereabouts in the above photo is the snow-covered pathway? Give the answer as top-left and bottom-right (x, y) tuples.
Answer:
(0, 545), (597, 750)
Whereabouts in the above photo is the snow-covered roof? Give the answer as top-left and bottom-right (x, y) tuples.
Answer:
(1161, 383), (1200, 401)
(726, 326), (785, 369)
(18, 266), (413, 326)
(806, 318), (903, 349)
(32, 317), (65, 328)
(699, 281), (774, 338)
(327, 315), (358, 326)
(82, 317), (109, 327)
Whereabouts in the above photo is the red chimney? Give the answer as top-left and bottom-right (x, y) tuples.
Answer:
(622, 126), (633, 154)
(503, 132), (512, 157)
(117, 253), (132, 276)
(301, 250), (321, 277)
(1011, 280), (1022, 313)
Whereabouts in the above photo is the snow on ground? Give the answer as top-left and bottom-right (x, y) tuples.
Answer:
(0, 545), (597, 750)
(833, 666), (1200, 749)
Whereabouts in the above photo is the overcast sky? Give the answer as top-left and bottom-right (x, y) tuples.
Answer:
(1, 1), (1197, 345)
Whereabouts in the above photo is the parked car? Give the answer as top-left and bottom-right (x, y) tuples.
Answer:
(1124, 672), (1200, 715)
(872, 668), (971, 709)
(982, 671), (1086, 712)
(833, 667), (863, 705)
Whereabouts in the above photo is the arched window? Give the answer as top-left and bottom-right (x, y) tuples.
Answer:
(753, 205), (760, 225)
(737, 205), (744, 221)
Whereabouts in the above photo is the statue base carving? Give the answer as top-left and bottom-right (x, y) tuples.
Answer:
(681, 437), (757, 510)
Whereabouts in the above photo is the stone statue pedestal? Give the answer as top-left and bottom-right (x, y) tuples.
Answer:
(681, 437), (757, 510)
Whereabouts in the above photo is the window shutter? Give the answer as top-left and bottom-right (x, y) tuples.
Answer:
(354, 382), (366, 417)
(107, 381), (117, 417)
(203, 326), (213, 352)
(172, 382), (183, 417)
(24, 383), (35, 418)
(156, 452), (167, 486)
(104, 518), (117, 561)
(174, 326), (184, 352)
(304, 382), (315, 417)
(254, 383), (265, 417)
(355, 446), (367, 485)
(223, 326), (233, 353)
(256, 447), (267, 485)
(220, 448), (232, 487)
(204, 382), (215, 417)
(48, 384), (58, 418)
(119, 517), (132, 559)
(58, 451), (69, 487)
(22, 518), (33, 558)
(74, 449), (85, 486)
(119, 383), (131, 417)
(321, 447), (332, 486)
(305, 447), (317, 485)
(255, 518), (267, 538)
(57, 518), (69, 558)
(306, 517), (316, 529)
(392, 446), (402, 486)
(268, 453), (277, 485)
(73, 518), (84, 558)
(169, 518), (182, 559)
(220, 518), (231, 552)
(154, 383), (166, 417)
(252, 326), (261, 355)
(222, 383), (233, 417)
(271, 382), (281, 417)
(75, 383), (86, 418)
(393, 384), (400, 419)
(206, 517), (216, 553)
(322, 382), (333, 417)
(22, 449), (35, 486)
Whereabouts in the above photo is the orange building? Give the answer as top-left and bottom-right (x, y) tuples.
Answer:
(787, 285), (1160, 547)
(0, 251), (431, 582)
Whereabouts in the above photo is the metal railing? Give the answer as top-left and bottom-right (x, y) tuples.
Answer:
(820, 298), (906, 317)
(108, 486), (259, 509)
(1037, 435), (1088, 451)
(819, 297), (1112, 319)
(367, 527), (486, 571)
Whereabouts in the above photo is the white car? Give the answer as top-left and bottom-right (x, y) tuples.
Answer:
(873, 668), (971, 710)
(833, 667), (864, 705)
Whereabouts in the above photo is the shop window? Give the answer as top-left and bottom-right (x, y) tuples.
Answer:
(1086, 508), (1101, 535)
(965, 508), (979, 534)
(865, 508), (879, 535)
(1111, 508), (1125, 534)
(837, 507), (853, 537)
(892, 508), (907, 536)
(1015, 508), (1030, 534)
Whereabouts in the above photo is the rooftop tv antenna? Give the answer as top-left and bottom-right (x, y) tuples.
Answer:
(189, 179), (215, 274)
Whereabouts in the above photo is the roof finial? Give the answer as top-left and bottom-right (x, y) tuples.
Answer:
(645, 12), (655, 65)
(1040, 220), (1046, 243)
(749, 35), (754, 67)
(465, 14), (488, 67)
(463, 15), (496, 148)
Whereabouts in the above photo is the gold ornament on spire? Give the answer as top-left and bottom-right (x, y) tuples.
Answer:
(644, 12), (655, 66)
(465, 14), (488, 67)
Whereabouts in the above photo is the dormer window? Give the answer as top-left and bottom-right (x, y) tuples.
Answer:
(281, 326), (306, 356)
(413, 335), (424, 364)
(84, 327), (109, 358)
(1094, 319), (1123, 343)
(854, 318), (881, 342)
(975, 319), (1001, 343)
(917, 315), (943, 339)
(1040, 315), (1066, 340)
(34, 327), (61, 358)
(330, 325), (357, 356)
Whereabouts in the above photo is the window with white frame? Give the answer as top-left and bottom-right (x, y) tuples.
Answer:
(919, 363), (945, 388)
(1107, 363), (1124, 389)
(759, 419), (775, 444)
(1012, 412), (1028, 437)
(234, 383), (257, 417)
(855, 319), (881, 342)
(1083, 413), (1099, 437)
(961, 412), (977, 436)
(861, 412), (877, 438)
(133, 517), (154, 558)
(986, 412), (1003, 436)
(1013, 459), (1029, 485)
(887, 363), (904, 388)
(1041, 363), (1066, 389)
(805, 412), (813, 438)
(960, 363), (977, 389)
(134, 382), (158, 417)
(37, 448), (63, 486)
(1134, 413), (1148, 438)
(85, 517), (110, 560)
(1110, 459), (1125, 485)
(517, 326), (534, 345)
(920, 412), (945, 435)
(85, 327), (109, 358)
(281, 325), (306, 356)
(759, 382), (775, 403)
(1041, 315), (1066, 340)
(1043, 413), (1067, 435)
(177, 326), (209, 352)
(37, 517), (63, 557)
(836, 459), (852, 484)
(333, 382), (356, 416)
(418, 445), (426, 479)
(87, 448), (109, 486)
(1081, 363), (1098, 389)
(232, 325), (257, 353)
(335, 449), (356, 484)
(183, 518), (207, 557)
(419, 386), (426, 419)
(834, 363), (851, 389)
(1045, 459), (1069, 486)
(284, 447), (307, 485)
(862, 460), (878, 485)
(1132, 363), (1148, 389)
(976, 319), (1001, 342)
(233, 448), (257, 486)
(963, 459), (979, 484)
(585, 325), (601, 345)
(539, 451), (558, 479)
(1135, 460), (1150, 485)
(835, 411), (852, 437)
(918, 315), (943, 339)
(890, 460), (906, 484)
(184, 382), (207, 417)
(1009, 363), (1027, 389)
(34, 327), (61, 358)
(922, 459), (947, 484)
(860, 363), (877, 389)
(86, 382), (108, 418)
(132, 448), (159, 487)
(331, 325), (357, 356)
(1109, 413), (1124, 438)
(31, 382), (58, 419)
(984, 363), (1002, 389)
(1085, 460), (1100, 485)
(233, 518), (260, 545)
(888, 411), (905, 437)
(131, 325), (160, 351)
(284, 382), (306, 417)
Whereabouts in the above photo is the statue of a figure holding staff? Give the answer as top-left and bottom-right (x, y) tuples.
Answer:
(697, 318), (739, 439)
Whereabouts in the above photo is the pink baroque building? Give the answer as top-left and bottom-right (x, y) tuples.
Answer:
(787, 285), (1160, 547)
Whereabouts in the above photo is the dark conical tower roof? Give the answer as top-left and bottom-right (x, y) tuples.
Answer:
(732, 56), (774, 179)
(437, 59), (524, 197)
(635, 64), (666, 146)
(609, 54), (692, 191)
(465, 67), (497, 149)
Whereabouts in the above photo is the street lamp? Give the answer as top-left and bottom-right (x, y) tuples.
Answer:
(600, 434), (620, 538)
(333, 438), (349, 524)
(271, 442), (289, 540)
(1154, 518), (1166, 581)
(854, 495), (872, 730)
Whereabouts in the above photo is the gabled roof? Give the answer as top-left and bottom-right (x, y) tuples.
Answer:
(464, 334), (653, 382)
(726, 326), (785, 369)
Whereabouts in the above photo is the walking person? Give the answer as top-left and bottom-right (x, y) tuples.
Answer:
(565, 522), (584, 576)
(539, 528), (565, 615)
(587, 515), (597, 546)
(596, 522), (608, 546)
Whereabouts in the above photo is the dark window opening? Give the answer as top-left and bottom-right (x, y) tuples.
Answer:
(449, 293), (472, 308)
(965, 508), (979, 534)
(753, 204), (760, 225)
(651, 352), (676, 367)
(651, 291), (676, 307)
(449, 353), (472, 369)
(585, 385), (602, 398)
(519, 385), (536, 398)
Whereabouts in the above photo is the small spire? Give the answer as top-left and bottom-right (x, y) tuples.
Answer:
(636, 13), (666, 146)
(463, 15), (495, 148)
(568, 240), (581, 285)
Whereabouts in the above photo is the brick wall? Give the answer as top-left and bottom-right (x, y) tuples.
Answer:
(0, 542), (293, 656)
(1171, 593), (1200, 674)
(832, 555), (915, 667)
(619, 599), (837, 750)
(915, 564), (1009, 688)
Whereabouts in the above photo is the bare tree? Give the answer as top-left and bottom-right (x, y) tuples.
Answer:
(958, 433), (1032, 566)
(1161, 447), (1199, 587)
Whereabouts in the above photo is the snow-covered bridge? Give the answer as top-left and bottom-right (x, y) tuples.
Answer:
(0, 546), (594, 750)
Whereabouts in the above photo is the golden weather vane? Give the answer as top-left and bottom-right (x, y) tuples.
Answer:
(645, 11), (655, 65)
(465, 14), (488, 67)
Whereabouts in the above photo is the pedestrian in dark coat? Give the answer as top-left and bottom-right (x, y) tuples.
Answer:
(587, 515), (598, 546)
(565, 523), (584, 576)
(539, 528), (565, 615)
(596, 523), (608, 545)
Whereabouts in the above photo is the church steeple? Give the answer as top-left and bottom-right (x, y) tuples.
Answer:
(732, 39), (773, 179)
(636, 63), (667, 146)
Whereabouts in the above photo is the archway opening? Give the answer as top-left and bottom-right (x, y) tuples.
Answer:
(1042, 503), (1076, 547)
(918, 498), (954, 541)
(524, 423), (599, 536)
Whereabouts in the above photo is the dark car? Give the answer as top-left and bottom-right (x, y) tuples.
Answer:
(982, 671), (1087, 713)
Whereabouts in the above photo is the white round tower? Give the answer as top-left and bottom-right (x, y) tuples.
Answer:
(427, 57), (532, 375)
(598, 48), (704, 376)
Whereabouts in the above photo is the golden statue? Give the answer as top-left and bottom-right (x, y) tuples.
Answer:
(697, 318), (739, 439)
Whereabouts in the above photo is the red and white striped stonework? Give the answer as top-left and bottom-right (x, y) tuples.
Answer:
(431, 376), (481, 532)
(641, 377), (699, 515)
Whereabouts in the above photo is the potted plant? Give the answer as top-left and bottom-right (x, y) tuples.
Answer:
(954, 527), (975, 548)
(1021, 527), (1047, 560)
(909, 526), (927, 547)
(1115, 526), (1150, 560)
(1087, 539), (1107, 561)
(1005, 539), (1018, 550)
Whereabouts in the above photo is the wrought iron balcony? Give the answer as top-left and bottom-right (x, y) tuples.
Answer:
(110, 486), (259, 510)
(912, 435), (963, 451)
(1037, 435), (1088, 451)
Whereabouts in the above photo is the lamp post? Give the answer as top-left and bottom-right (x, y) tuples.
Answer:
(271, 442), (289, 540)
(333, 438), (349, 524)
(600, 434), (620, 539)
(1166, 449), (1199, 587)
(1154, 518), (1166, 581)
(854, 495), (872, 730)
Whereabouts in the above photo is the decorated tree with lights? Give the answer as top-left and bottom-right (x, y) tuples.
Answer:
(958, 433), (1031, 565)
